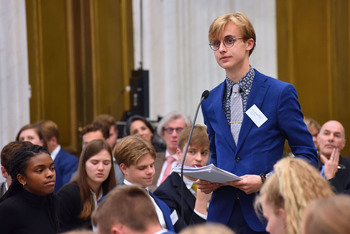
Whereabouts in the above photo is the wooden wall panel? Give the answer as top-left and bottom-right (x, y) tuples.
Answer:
(26, 0), (77, 151)
(26, 0), (134, 154)
(277, 0), (350, 155)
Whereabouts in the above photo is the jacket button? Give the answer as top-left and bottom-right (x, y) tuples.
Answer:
(235, 156), (241, 162)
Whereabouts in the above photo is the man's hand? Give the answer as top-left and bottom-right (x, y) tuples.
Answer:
(196, 179), (223, 194)
(226, 175), (262, 194)
(194, 188), (212, 215)
(320, 148), (339, 180)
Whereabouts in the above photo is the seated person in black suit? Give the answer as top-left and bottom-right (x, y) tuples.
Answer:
(154, 125), (212, 232)
(92, 185), (175, 234)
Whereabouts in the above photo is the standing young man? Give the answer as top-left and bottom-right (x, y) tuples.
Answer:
(198, 12), (318, 233)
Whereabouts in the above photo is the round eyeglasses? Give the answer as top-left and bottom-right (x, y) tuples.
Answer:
(209, 37), (244, 51)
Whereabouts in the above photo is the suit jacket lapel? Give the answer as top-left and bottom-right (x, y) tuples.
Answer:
(172, 173), (196, 209)
(236, 71), (269, 151)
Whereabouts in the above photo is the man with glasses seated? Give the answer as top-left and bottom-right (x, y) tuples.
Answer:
(317, 120), (350, 195)
(149, 111), (191, 192)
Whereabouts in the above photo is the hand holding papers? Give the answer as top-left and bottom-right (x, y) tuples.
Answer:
(173, 164), (241, 183)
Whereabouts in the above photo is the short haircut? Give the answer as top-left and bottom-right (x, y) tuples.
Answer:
(92, 186), (159, 234)
(34, 120), (59, 142)
(114, 135), (156, 166)
(177, 125), (209, 151)
(94, 114), (118, 129)
(1, 141), (33, 172)
(156, 111), (191, 136)
(81, 122), (109, 140)
(301, 195), (350, 234)
(208, 12), (256, 55)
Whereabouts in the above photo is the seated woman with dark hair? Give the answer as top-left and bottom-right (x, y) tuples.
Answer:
(124, 115), (165, 152)
(57, 139), (116, 232)
(0, 144), (58, 233)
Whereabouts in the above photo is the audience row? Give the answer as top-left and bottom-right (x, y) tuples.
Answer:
(0, 112), (350, 234)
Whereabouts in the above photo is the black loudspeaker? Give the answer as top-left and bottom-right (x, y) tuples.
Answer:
(129, 69), (149, 117)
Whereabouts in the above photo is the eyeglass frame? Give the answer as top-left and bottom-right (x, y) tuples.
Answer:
(163, 127), (184, 135)
(209, 36), (245, 51)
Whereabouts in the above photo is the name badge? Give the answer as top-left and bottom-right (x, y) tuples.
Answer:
(246, 104), (268, 127)
(170, 209), (179, 225)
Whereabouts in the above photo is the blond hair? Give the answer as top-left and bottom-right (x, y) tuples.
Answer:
(177, 125), (209, 151)
(180, 223), (235, 234)
(256, 157), (334, 234)
(114, 135), (156, 166)
(304, 117), (320, 133)
(208, 12), (256, 55)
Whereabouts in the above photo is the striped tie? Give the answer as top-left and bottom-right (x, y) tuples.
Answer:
(230, 84), (243, 145)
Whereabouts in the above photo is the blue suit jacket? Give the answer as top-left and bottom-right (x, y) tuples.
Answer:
(201, 69), (318, 231)
(54, 148), (79, 193)
(149, 191), (175, 232)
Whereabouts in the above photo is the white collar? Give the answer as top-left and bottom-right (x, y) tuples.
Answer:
(123, 179), (149, 191)
(51, 145), (61, 161)
(178, 173), (196, 190)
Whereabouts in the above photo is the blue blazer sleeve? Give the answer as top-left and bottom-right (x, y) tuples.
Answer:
(149, 191), (175, 232)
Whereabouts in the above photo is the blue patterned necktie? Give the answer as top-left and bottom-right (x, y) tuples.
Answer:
(230, 84), (243, 145)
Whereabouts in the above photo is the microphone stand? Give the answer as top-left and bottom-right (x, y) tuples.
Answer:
(180, 90), (209, 227)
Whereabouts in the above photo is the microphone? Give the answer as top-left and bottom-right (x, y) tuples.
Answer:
(180, 90), (209, 226)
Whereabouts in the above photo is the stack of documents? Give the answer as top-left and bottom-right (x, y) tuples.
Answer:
(173, 164), (241, 183)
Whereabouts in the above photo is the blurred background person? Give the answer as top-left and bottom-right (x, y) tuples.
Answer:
(153, 111), (191, 190)
(0, 141), (32, 197)
(35, 120), (78, 192)
(300, 194), (350, 234)
(16, 123), (46, 148)
(94, 114), (119, 149)
(124, 114), (165, 152)
(304, 117), (321, 148)
(79, 122), (123, 185)
(81, 122), (109, 148)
